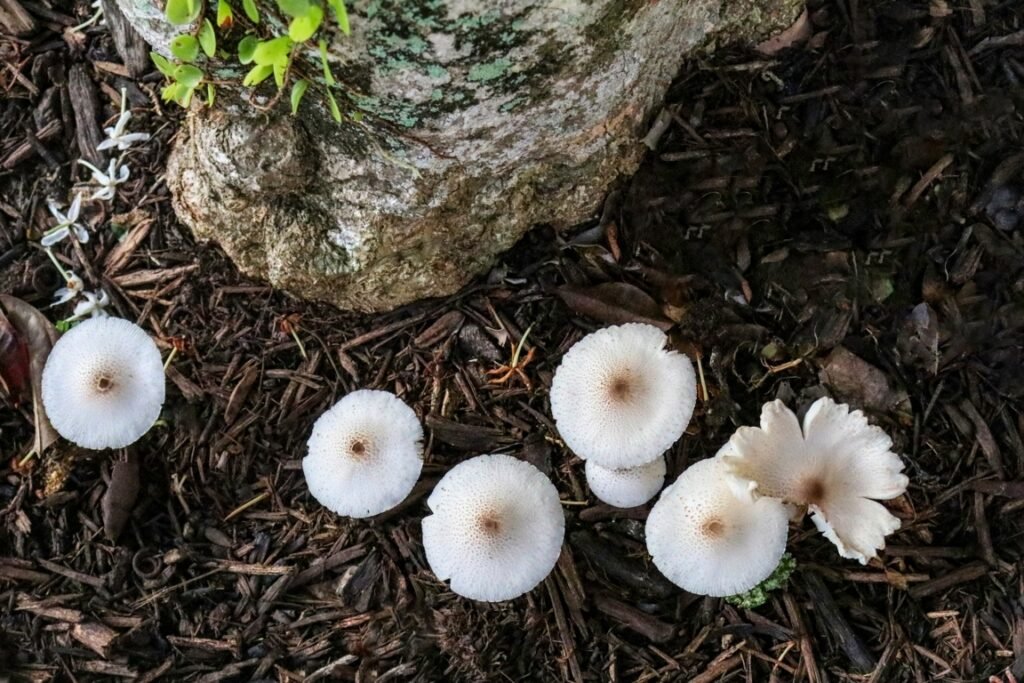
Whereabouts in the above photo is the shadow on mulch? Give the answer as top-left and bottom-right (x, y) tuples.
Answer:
(2, 0), (1024, 681)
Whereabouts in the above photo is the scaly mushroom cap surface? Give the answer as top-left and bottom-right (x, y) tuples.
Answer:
(422, 454), (564, 602)
(585, 456), (666, 508)
(721, 398), (908, 563)
(303, 390), (424, 519)
(550, 323), (696, 469)
(41, 316), (165, 449)
(646, 456), (790, 597)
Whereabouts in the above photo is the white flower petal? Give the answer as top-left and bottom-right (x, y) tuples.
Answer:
(809, 498), (901, 564)
(50, 288), (76, 306)
(41, 227), (70, 247)
(73, 224), (90, 243)
(96, 138), (118, 151)
(47, 200), (67, 223)
(67, 193), (82, 220)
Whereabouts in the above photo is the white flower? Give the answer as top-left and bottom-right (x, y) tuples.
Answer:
(51, 272), (85, 306)
(97, 110), (150, 152)
(68, 290), (110, 320)
(80, 159), (129, 202)
(41, 194), (88, 247)
(720, 398), (909, 564)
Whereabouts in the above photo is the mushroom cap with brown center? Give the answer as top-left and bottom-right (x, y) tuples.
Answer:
(645, 456), (789, 597)
(550, 323), (696, 469)
(41, 316), (165, 449)
(303, 389), (424, 519)
(422, 454), (565, 602)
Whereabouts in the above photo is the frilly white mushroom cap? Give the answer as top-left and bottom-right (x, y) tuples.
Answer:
(646, 457), (789, 597)
(41, 316), (165, 449)
(550, 323), (696, 469)
(721, 398), (909, 564)
(585, 456), (666, 508)
(422, 454), (565, 602)
(303, 390), (424, 519)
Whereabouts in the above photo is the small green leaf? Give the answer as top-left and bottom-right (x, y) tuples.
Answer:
(161, 82), (195, 107)
(198, 19), (216, 57)
(277, 0), (309, 17)
(173, 64), (204, 88)
(216, 0), (233, 27)
(273, 60), (287, 88)
(288, 5), (322, 42)
(318, 39), (335, 85)
(206, 83), (216, 106)
(179, 84), (195, 107)
(242, 63), (274, 87)
(326, 90), (341, 122)
(253, 36), (293, 67)
(238, 35), (258, 63)
(170, 34), (199, 61)
(327, 0), (349, 35)
(350, 109), (362, 122)
(151, 52), (175, 77)
(290, 79), (308, 114)
(165, 0), (200, 25)
(242, 0), (259, 22)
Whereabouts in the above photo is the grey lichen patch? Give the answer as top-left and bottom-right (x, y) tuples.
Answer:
(707, 0), (805, 49)
(583, 0), (648, 70)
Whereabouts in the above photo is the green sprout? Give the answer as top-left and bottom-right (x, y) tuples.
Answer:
(725, 553), (796, 609)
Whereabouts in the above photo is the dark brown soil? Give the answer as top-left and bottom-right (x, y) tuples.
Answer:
(2, 0), (1024, 681)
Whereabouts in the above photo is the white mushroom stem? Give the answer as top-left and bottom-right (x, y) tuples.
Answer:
(585, 457), (666, 508)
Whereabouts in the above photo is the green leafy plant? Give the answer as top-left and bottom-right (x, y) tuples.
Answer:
(153, 0), (353, 121)
(725, 553), (796, 609)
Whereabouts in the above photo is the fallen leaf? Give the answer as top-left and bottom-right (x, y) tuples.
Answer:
(898, 303), (940, 374)
(0, 308), (31, 406)
(818, 346), (911, 415)
(557, 283), (672, 330)
(0, 295), (60, 455)
(102, 458), (140, 541)
(756, 8), (812, 56)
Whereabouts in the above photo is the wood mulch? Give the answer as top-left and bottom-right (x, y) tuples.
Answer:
(2, 0), (1024, 681)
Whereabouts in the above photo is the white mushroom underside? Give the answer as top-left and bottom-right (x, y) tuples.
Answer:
(585, 456), (666, 508)
(304, 389), (423, 518)
(646, 457), (789, 597)
(41, 316), (165, 449)
(422, 454), (565, 602)
(721, 398), (909, 563)
(550, 323), (696, 469)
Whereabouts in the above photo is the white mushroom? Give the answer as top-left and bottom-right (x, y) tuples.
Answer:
(646, 456), (790, 597)
(550, 323), (696, 469)
(303, 389), (423, 519)
(422, 454), (564, 602)
(41, 316), (165, 449)
(721, 398), (908, 564)
(585, 456), (666, 508)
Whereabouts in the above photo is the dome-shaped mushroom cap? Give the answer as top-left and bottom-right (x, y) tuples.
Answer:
(303, 390), (423, 519)
(41, 316), (165, 449)
(585, 456), (666, 508)
(422, 454), (564, 602)
(646, 457), (789, 597)
(721, 398), (908, 564)
(550, 323), (696, 469)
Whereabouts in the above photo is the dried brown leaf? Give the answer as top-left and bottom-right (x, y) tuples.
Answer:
(0, 295), (60, 455)
(0, 308), (31, 406)
(556, 282), (672, 330)
(102, 459), (140, 541)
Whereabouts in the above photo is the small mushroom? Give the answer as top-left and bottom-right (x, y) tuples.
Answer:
(422, 454), (564, 602)
(303, 389), (424, 519)
(41, 316), (165, 449)
(550, 323), (696, 469)
(585, 456), (666, 508)
(646, 456), (790, 597)
(721, 398), (908, 564)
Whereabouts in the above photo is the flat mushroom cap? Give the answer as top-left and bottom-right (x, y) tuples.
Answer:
(646, 457), (789, 597)
(422, 454), (565, 602)
(303, 390), (424, 519)
(721, 398), (908, 563)
(41, 316), (165, 449)
(585, 456), (666, 508)
(550, 323), (696, 469)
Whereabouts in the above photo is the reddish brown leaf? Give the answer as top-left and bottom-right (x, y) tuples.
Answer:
(0, 296), (60, 455)
(0, 309), (31, 406)
(556, 282), (672, 330)
(102, 459), (140, 541)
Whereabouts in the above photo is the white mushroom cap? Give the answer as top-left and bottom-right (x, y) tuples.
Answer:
(646, 456), (789, 597)
(303, 389), (424, 519)
(585, 456), (666, 508)
(41, 316), (165, 449)
(422, 454), (564, 602)
(721, 398), (908, 564)
(550, 323), (696, 469)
